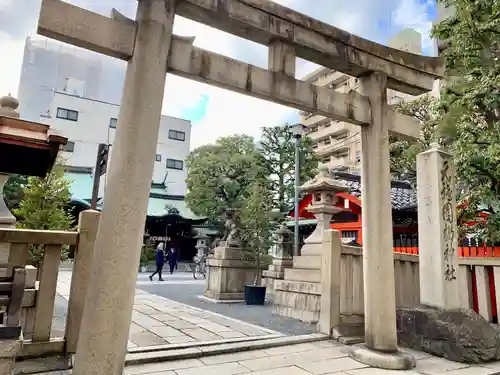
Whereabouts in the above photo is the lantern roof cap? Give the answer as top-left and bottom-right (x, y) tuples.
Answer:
(300, 165), (349, 193)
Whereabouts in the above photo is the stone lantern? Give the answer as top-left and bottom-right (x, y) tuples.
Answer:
(300, 165), (348, 254)
(194, 232), (209, 258)
(264, 224), (293, 275)
(0, 94), (68, 262)
(261, 224), (294, 300)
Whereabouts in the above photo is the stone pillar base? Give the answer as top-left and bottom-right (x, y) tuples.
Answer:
(348, 344), (415, 370)
(204, 246), (256, 302)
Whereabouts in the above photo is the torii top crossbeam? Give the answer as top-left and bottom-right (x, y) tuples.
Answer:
(175, 0), (444, 95)
(37, 0), (443, 141)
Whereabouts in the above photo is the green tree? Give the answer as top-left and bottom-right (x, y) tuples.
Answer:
(4, 175), (29, 212)
(430, 0), (500, 240)
(390, 95), (441, 185)
(240, 181), (274, 285)
(259, 124), (318, 214)
(185, 135), (265, 228)
(14, 164), (74, 264)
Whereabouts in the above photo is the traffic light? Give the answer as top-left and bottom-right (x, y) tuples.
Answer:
(97, 143), (109, 176)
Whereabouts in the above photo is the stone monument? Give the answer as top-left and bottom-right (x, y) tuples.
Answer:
(262, 224), (293, 299)
(203, 209), (255, 302)
(273, 166), (348, 321)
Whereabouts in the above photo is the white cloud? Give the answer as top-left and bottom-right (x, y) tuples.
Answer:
(0, 0), (436, 150)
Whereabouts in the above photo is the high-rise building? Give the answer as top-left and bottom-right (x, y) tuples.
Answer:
(300, 29), (423, 171)
(17, 36), (125, 122)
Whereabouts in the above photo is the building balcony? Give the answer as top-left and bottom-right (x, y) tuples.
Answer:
(327, 156), (351, 169)
(308, 122), (350, 141)
(315, 140), (352, 157)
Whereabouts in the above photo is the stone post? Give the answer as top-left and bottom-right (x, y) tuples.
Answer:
(65, 210), (100, 354)
(349, 73), (414, 370)
(300, 165), (348, 255)
(416, 143), (460, 309)
(319, 229), (342, 336)
(72, 1), (176, 375)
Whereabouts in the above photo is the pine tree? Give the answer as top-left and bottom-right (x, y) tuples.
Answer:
(259, 124), (318, 214)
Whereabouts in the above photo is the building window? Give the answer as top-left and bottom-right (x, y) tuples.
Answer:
(355, 150), (361, 162)
(156, 154), (162, 162)
(324, 139), (331, 145)
(62, 141), (75, 152)
(166, 158), (183, 170)
(168, 129), (185, 141)
(56, 107), (78, 121)
(109, 118), (117, 128)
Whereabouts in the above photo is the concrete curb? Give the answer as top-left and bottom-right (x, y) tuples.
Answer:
(125, 333), (328, 365)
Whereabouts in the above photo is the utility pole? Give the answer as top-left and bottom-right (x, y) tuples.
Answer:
(91, 143), (109, 209)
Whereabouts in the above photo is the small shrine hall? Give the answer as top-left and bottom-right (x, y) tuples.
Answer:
(288, 170), (418, 248)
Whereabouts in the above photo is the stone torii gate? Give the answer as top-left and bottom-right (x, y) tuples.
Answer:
(36, 0), (443, 373)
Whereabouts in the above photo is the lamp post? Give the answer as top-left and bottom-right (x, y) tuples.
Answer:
(290, 123), (306, 257)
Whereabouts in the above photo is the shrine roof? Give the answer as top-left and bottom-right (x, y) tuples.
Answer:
(328, 171), (417, 211)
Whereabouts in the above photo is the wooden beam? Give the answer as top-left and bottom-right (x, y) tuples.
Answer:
(36, 0), (420, 139)
(37, 0), (134, 60)
(175, 0), (443, 95)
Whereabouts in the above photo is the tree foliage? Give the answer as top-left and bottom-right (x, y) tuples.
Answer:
(14, 164), (74, 264)
(431, 0), (500, 240)
(4, 175), (29, 212)
(259, 124), (318, 214)
(185, 135), (265, 227)
(390, 0), (500, 239)
(390, 95), (441, 185)
(239, 181), (274, 284)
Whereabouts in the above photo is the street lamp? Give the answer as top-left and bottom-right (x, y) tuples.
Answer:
(290, 123), (307, 257)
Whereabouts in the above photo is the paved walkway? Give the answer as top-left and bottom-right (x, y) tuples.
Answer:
(56, 271), (278, 349)
(136, 272), (317, 335)
(40, 340), (500, 374)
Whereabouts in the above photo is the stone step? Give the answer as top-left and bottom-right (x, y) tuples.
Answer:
(274, 279), (321, 295)
(124, 333), (328, 365)
(293, 255), (321, 270)
(285, 268), (320, 283)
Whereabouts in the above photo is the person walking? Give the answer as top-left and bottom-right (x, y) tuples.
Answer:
(149, 242), (165, 281)
(166, 247), (177, 274)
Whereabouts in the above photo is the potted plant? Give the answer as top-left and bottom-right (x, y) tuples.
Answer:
(240, 182), (274, 305)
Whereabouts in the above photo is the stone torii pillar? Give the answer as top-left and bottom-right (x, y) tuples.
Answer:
(72, 2), (176, 375)
(348, 73), (414, 370)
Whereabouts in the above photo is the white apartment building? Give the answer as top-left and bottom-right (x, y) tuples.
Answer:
(19, 36), (198, 218)
(300, 29), (423, 171)
(40, 89), (193, 216)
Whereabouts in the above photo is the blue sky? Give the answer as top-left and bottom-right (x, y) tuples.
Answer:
(0, 0), (439, 148)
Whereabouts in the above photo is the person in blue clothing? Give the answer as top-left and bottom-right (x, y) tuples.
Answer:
(149, 242), (165, 281)
(166, 246), (177, 274)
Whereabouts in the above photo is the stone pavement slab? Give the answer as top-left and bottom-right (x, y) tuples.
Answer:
(36, 340), (500, 374)
(55, 271), (278, 350)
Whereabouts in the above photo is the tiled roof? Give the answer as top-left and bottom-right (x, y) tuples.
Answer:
(330, 171), (417, 210)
